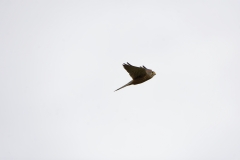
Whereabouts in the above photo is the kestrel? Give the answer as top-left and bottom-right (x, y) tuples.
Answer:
(115, 62), (156, 91)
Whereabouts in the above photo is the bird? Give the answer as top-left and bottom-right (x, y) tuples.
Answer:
(115, 62), (156, 91)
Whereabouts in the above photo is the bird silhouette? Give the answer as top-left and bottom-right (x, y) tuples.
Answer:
(115, 62), (156, 91)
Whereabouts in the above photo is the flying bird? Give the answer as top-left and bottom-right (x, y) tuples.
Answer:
(115, 62), (156, 91)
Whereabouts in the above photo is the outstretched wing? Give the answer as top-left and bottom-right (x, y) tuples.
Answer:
(123, 62), (147, 79)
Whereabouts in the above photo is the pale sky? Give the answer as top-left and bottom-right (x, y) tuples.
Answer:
(1, 1), (240, 160)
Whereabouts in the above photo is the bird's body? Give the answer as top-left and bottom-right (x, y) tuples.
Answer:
(115, 62), (156, 91)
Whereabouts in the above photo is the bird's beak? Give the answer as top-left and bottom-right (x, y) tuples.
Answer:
(153, 71), (156, 75)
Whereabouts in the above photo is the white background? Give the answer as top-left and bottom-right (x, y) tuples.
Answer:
(1, 1), (240, 160)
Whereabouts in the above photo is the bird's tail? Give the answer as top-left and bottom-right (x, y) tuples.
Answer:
(114, 81), (133, 92)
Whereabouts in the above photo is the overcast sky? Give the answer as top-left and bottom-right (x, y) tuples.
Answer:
(1, 1), (240, 160)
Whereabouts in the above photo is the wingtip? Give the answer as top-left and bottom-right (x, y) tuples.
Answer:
(123, 62), (131, 66)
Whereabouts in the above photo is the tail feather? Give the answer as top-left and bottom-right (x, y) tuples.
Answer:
(114, 81), (132, 92)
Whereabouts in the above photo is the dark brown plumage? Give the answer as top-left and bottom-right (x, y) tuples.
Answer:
(115, 62), (156, 91)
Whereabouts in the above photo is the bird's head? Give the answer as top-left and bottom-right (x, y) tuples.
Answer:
(151, 71), (156, 77)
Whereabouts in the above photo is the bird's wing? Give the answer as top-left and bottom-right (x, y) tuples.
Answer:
(123, 62), (147, 79)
